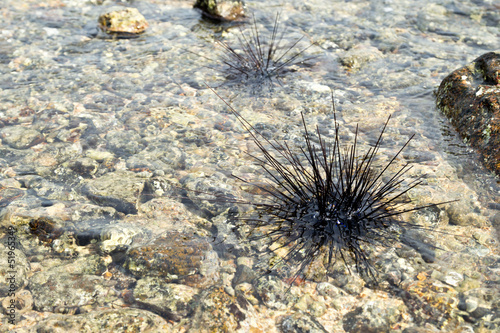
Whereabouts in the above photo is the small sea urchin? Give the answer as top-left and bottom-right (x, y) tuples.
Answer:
(212, 90), (449, 283)
(215, 12), (316, 86)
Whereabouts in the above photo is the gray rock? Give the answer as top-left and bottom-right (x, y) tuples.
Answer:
(0, 126), (44, 149)
(100, 223), (150, 253)
(189, 286), (251, 332)
(253, 275), (294, 310)
(232, 264), (257, 287)
(342, 299), (405, 333)
(25, 308), (168, 332)
(124, 231), (220, 289)
(81, 170), (151, 214)
(30, 268), (117, 313)
(280, 312), (329, 333)
(340, 43), (383, 70)
(105, 130), (145, 156)
(133, 277), (198, 319)
(316, 282), (341, 298)
(0, 241), (29, 297)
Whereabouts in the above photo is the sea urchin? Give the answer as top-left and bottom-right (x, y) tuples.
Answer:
(213, 91), (448, 283)
(215, 12), (316, 86)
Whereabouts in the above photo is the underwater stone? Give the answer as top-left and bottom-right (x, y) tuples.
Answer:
(1, 289), (33, 317)
(436, 52), (500, 176)
(133, 277), (198, 319)
(281, 312), (328, 333)
(342, 298), (406, 333)
(81, 170), (150, 214)
(66, 157), (99, 177)
(100, 223), (149, 253)
(28, 308), (168, 332)
(0, 126), (44, 149)
(400, 278), (460, 329)
(123, 231), (219, 288)
(340, 43), (384, 70)
(29, 269), (118, 313)
(188, 286), (251, 332)
(0, 243), (29, 297)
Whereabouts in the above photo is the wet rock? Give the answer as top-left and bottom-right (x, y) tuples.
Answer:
(98, 7), (149, 36)
(316, 282), (341, 298)
(0, 126), (44, 149)
(332, 273), (366, 295)
(446, 202), (485, 227)
(81, 170), (151, 214)
(440, 271), (464, 287)
(342, 298), (406, 333)
(181, 171), (237, 218)
(100, 223), (150, 254)
(340, 43), (384, 70)
(29, 268), (118, 313)
(194, 0), (245, 21)
(399, 278), (460, 329)
(66, 157), (99, 177)
(436, 52), (500, 176)
(105, 130), (146, 157)
(123, 231), (219, 288)
(26, 308), (168, 332)
(0, 241), (29, 297)
(280, 312), (329, 333)
(0, 185), (25, 208)
(189, 286), (251, 332)
(253, 275), (294, 310)
(232, 264), (257, 286)
(1, 289), (33, 318)
(133, 276), (198, 319)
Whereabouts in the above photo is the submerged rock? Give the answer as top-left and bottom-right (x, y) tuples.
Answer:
(81, 170), (151, 215)
(188, 286), (251, 332)
(98, 8), (149, 36)
(342, 298), (407, 333)
(281, 312), (328, 333)
(400, 278), (460, 329)
(133, 277), (198, 320)
(23, 308), (168, 332)
(123, 231), (219, 288)
(0, 126), (44, 149)
(340, 43), (384, 70)
(194, 0), (245, 21)
(0, 242), (29, 298)
(436, 52), (500, 176)
(30, 269), (118, 313)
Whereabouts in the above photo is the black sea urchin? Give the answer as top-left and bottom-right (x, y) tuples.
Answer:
(212, 91), (448, 283)
(215, 12), (316, 86)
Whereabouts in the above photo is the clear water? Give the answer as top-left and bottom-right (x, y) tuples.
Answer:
(1, 0), (499, 331)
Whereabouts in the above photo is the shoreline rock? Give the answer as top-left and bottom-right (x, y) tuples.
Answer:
(436, 52), (500, 176)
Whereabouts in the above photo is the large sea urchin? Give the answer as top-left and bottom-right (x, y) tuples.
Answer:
(213, 91), (448, 283)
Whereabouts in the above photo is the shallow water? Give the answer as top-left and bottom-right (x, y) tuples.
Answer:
(0, 0), (499, 332)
